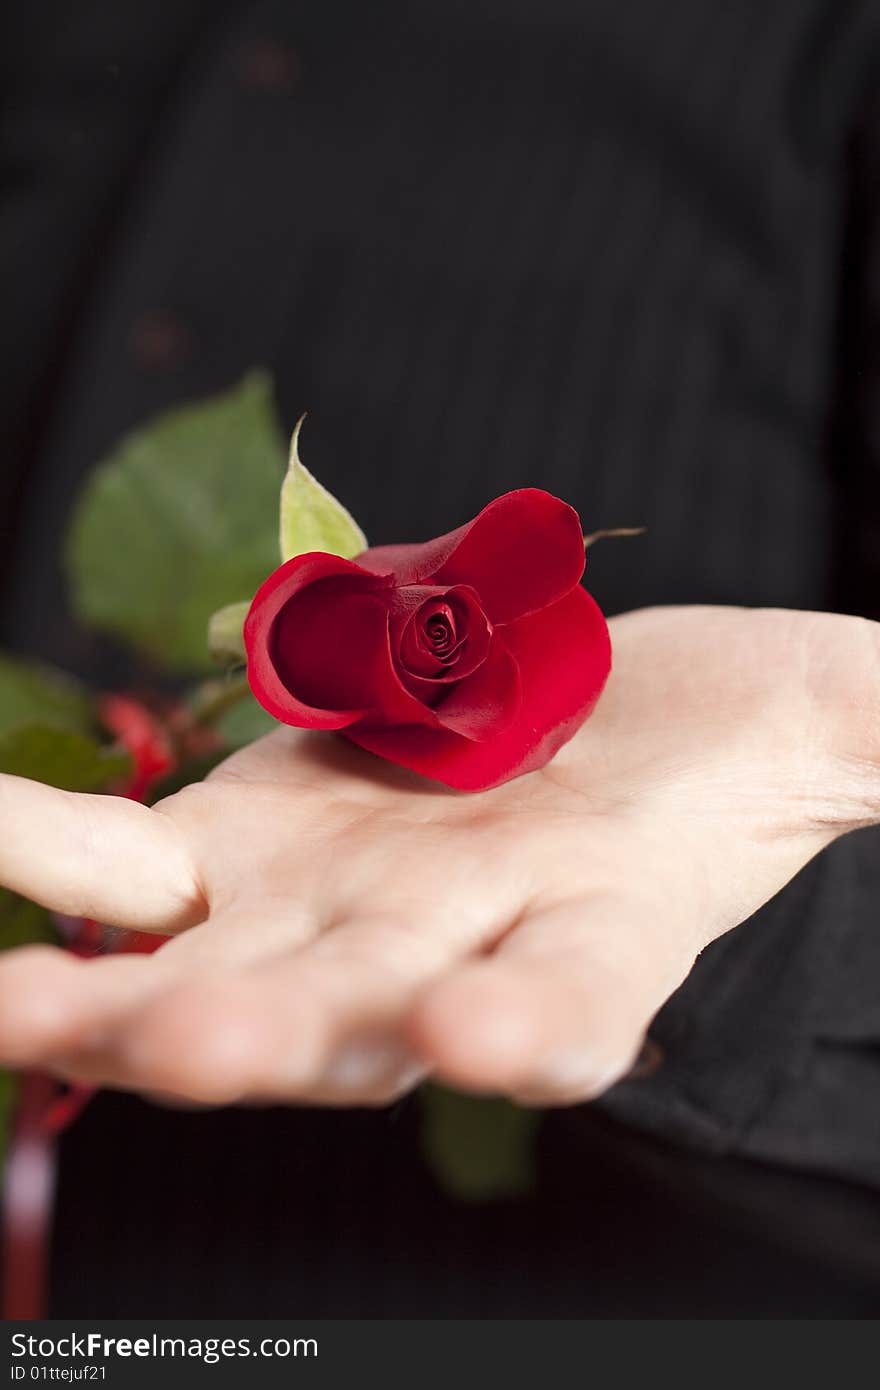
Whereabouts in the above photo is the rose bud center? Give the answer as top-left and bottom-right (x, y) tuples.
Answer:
(423, 605), (460, 658)
(393, 585), (492, 696)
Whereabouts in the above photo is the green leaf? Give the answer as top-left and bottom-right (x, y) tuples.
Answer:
(207, 601), (249, 668)
(0, 724), (130, 792)
(216, 692), (277, 747)
(0, 1069), (16, 1169)
(66, 371), (286, 673)
(279, 415), (367, 562)
(0, 890), (55, 953)
(0, 653), (92, 739)
(419, 1085), (540, 1202)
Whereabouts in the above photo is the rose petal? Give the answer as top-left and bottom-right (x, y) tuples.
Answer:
(356, 489), (586, 625)
(431, 642), (521, 741)
(343, 586), (610, 789)
(270, 579), (402, 714)
(245, 553), (387, 729)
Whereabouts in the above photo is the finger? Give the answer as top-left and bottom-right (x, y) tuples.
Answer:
(90, 915), (448, 1104)
(407, 894), (697, 1103)
(0, 945), (174, 1071)
(0, 774), (205, 932)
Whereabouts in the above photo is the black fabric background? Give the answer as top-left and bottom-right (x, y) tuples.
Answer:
(2, 0), (880, 1313)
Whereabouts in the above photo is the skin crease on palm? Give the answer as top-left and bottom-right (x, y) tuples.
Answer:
(0, 604), (878, 1109)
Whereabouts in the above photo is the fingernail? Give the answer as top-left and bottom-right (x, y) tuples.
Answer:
(327, 1038), (421, 1091)
(536, 1053), (624, 1097)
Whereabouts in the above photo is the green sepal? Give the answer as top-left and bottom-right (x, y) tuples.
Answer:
(208, 601), (250, 668)
(279, 415), (367, 562)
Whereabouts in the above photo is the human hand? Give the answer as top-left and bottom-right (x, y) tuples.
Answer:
(0, 605), (877, 1106)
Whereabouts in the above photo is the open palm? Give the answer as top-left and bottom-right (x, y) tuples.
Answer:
(0, 604), (877, 1105)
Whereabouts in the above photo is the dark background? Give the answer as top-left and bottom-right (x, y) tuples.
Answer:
(2, 0), (880, 1315)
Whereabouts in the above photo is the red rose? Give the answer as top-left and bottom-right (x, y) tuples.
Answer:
(244, 489), (611, 790)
